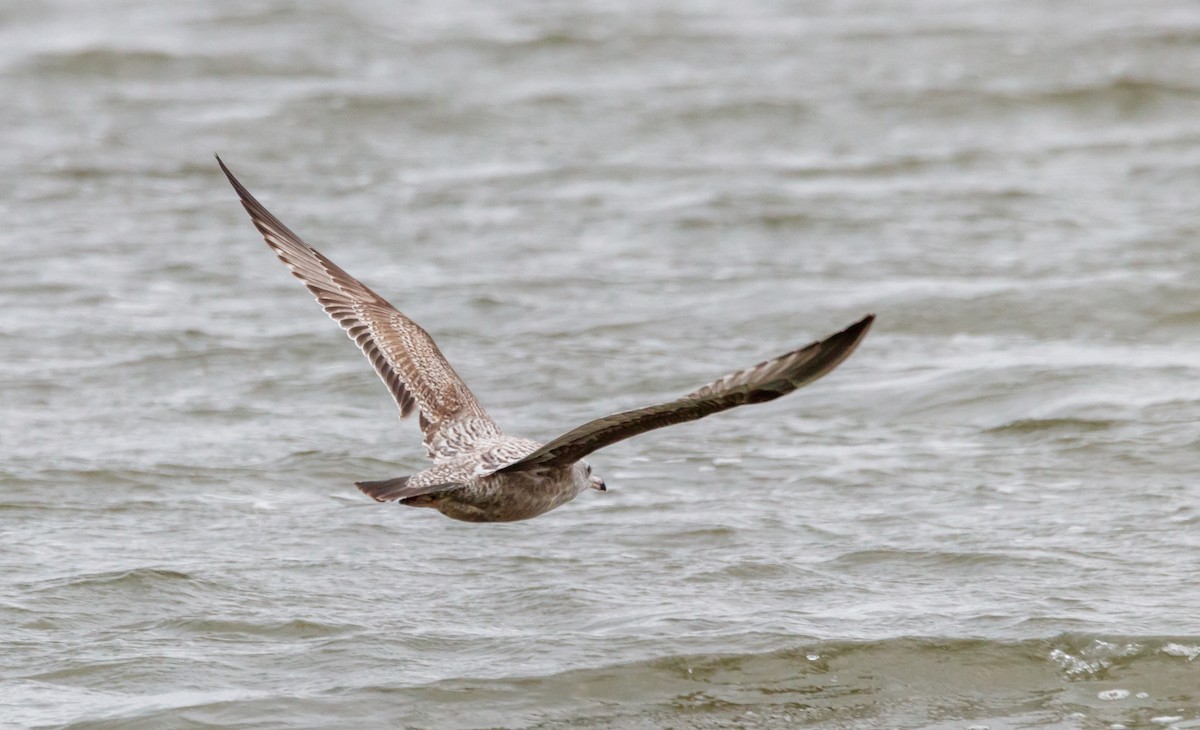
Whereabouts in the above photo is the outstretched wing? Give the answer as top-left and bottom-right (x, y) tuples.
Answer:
(218, 156), (499, 460)
(493, 314), (874, 473)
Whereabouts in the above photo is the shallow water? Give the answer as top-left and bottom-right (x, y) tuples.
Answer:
(3, 1), (1200, 728)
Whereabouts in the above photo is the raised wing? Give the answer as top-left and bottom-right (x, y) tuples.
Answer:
(218, 156), (499, 460)
(493, 314), (874, 473)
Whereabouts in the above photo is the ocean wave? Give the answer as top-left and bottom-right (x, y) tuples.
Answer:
(387, 635), (1200, 729)
(987, 417), (1119, 434)
(17, 46), (332, 78)
(150, 616), (361, 641)
(18, 567), (232, 605)
(18, 634), (1200, 729)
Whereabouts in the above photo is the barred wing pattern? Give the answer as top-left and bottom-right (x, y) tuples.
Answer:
(494, 314), (874, 473)
(218, 157), (499, 460)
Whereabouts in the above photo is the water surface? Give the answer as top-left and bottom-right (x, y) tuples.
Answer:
(3, 1), (1200, 728)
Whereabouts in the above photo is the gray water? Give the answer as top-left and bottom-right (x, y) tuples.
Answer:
(3, 1), (1200, 728)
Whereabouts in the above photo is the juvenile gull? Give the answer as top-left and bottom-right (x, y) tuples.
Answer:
(218, 157), (874, 523)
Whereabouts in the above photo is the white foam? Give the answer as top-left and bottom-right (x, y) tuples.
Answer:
(1162, 643), (1200, 660)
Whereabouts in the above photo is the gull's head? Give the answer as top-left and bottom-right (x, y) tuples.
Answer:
(575, 461), (606, 493)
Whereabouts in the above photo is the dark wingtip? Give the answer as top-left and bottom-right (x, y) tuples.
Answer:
(834, 313), (875, 348)
(787, 312), (876, 388)
(214, 155), (292, 238)
(215, 154), (239, 189)
(832, 312), (875, 353)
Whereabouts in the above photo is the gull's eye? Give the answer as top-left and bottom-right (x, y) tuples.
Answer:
(586, 465), (592, 475)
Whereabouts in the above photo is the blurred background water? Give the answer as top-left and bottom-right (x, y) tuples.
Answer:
(3, 1), (1200, 728)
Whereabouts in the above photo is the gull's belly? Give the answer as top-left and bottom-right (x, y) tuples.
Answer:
(436, 470), (579, 523)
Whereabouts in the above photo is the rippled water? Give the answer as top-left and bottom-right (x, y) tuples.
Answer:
(4, 1), (1200, 728)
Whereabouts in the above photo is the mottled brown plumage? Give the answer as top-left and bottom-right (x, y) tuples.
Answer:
(218, 156), (874, 522)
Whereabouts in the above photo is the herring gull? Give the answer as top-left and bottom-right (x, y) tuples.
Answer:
(218, 157), (874, 523)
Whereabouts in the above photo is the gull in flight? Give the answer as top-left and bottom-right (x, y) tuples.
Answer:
(218, 157), (874, 522)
